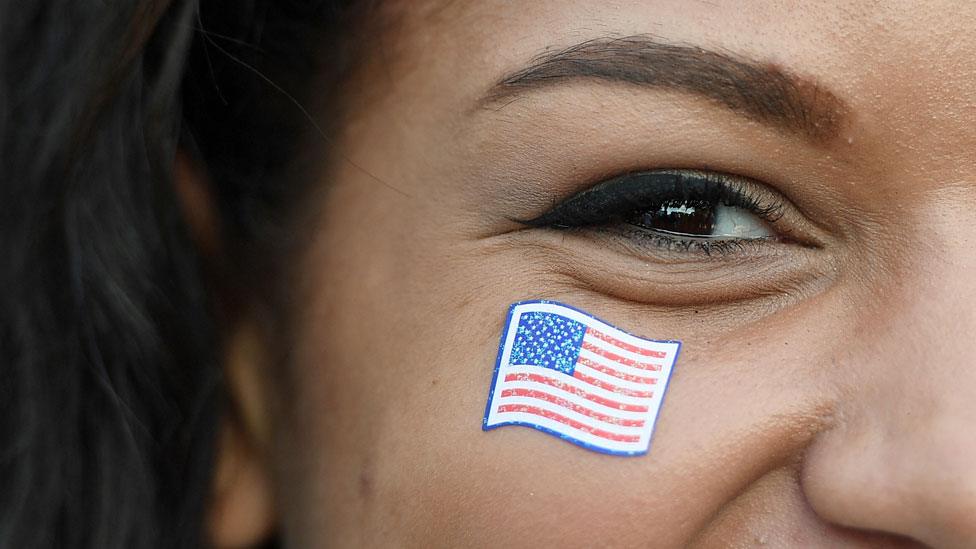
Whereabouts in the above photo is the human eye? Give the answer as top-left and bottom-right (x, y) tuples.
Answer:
(523, 170), (809, 256)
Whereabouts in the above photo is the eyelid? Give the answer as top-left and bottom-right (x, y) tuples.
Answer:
(522, 169), (822, 251)
(522, 172), (686, 228)
(524, 169), (783, 225)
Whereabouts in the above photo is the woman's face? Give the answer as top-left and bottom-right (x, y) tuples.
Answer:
(268, 1), (976, 546)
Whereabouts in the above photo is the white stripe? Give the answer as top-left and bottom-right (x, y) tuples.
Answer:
(493, 396), (646, 435)
(573, 360), (658, 392)
(578, 346), (662, 380)
(503, 365), (654, 406)
(497, 379), (650, 419)
(577, 347), (661, 381)
(583, 332), (673, 365)
(488, 412), (647, 454)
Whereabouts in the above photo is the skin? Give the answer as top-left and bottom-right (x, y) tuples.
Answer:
(216, 1), (976, 547)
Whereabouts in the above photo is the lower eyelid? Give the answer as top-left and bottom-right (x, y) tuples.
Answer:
(611, 224), (776, 256)
(526, 224), (781, 264)
(490, 225), (837, 308)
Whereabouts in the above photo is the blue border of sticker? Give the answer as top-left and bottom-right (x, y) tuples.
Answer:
(481, 299), (683, 457)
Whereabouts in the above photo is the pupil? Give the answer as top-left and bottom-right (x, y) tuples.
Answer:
(633, 199), (716, 236)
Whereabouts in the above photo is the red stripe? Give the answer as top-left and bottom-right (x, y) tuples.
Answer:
(574, 371), (654, 398)
(581, 340), (661, 371)
(576, 356), (658, 385)
(586, 328), (667, 359)
(500, 388), (646, 427)
(496, 404), (641, 442)
(503, 373), (649, 412)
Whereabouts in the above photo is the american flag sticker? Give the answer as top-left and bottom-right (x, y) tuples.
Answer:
(482, 301), (681, 456)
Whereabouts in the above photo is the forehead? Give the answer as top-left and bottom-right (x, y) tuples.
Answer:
(369, 0), (976, 167)
(390, 0), (976, 73)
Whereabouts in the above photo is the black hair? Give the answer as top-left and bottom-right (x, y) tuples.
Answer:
(1, 1), (366, 546)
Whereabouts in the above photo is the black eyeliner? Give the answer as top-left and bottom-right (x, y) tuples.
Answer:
(522, 172), (683, 228)
(523, 170), (783, 230)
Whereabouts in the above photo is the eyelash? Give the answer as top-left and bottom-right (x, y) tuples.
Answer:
(523, 170), (788, 256)
(609, 226), (765, 256)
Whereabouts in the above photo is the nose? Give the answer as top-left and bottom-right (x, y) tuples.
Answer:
(801, 248), (976, 548)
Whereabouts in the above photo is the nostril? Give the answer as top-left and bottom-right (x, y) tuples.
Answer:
(833, 526), (929, 549)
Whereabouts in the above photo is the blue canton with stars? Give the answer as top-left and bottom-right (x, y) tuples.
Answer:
(508, 311), (587, 375)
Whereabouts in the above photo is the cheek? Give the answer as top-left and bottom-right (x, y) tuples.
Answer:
(277, 183), (855, 546)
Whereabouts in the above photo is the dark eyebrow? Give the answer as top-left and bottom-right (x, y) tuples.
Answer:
(480, 36), (850, 145)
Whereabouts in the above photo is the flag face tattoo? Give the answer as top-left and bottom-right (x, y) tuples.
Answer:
(483, 301), (681, 456)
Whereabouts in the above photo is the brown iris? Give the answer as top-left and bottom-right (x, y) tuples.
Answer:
(630, 199), (717, 236)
